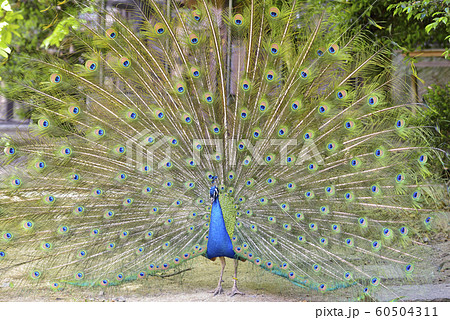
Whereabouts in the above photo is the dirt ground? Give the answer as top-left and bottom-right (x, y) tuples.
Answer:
(1, 240), (448, 302)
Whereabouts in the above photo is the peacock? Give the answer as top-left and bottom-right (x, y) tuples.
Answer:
(0, 0), (447, 301)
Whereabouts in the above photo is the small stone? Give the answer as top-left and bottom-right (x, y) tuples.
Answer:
(112, 297), (126, 302)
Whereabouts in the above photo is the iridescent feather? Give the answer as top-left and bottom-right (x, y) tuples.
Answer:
(0, 0), (447, 301)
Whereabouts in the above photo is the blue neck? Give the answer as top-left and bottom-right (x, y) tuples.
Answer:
(205, 197), (235, 259)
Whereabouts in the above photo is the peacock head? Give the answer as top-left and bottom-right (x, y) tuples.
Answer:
(210, 176), (219, 202)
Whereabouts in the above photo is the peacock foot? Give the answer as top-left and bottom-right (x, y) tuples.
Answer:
(228, 286), (244, 297)
(209, 285), (224, 296)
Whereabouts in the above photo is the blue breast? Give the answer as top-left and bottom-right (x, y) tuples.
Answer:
(205, 197), (235, 259)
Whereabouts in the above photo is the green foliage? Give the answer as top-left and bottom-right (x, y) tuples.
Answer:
(41, 6), (94, 48)
(423, 82), (450, 153)
(320, 0), (449, 55)
(388, 0), (450, 59)
(0, 0), (23, 61)
(0, 1), (92, 66)
(0, 0), (94, 109)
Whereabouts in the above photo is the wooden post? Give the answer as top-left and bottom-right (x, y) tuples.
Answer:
(6, 100), (14, 121)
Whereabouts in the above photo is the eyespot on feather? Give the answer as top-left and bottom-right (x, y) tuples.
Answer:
(189, 33), (199, 45)
(252, 128), (261, 139)
(328, 44), (339, 55)
(4, 146), (16, 156)
(192, 10), (202, 21)
(154, 23), (166, 35)
(106, 28), (117, 39)
(126, 111), (138, 120)
(266, 70), (275, 82)
(68, 105), (80, 116)
(367, 95), (379, 106)
(336, 90), (347, 99)
(204, 92), (213, 103)
(269, 7), (280, 18)
(317, 104), (328, 115)
(85, 60), (97, 71)
(50, 73), (62, 84)
(176, 83), (185, 94)
(59, 146), (72, 157)
(300, 68), (310, 79)
(270, 43), (279, 55)
(211, 124), (221, 134)
(234, 14), (244, 26)
(38, 119), (50, 129)
(120, 57), (131, 68)
(240, 109), (249, 120)
(241, 80), (251, 91)
(291, 99), (301, 111)
(259, 100), (268, 112)
(344, 120), (355, 130)
(190, 67), (200, 78)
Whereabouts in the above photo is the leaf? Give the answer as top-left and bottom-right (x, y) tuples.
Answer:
(425, 23), (434, 33)
(391, 40), (408, 52)
(368, 17), (383, 29)
(0, 47), (9, 58)
(410, 60), (424, 84)
(3, 31), (11, 44)
(42, 12), (59, 31)
(386, 4), (395, 11)
(40, 4), (54, 13)
(41, 16), (81, 48)
(0, 42), (9, 50)
(0, 0), (12, 11)
(432, 11), (445, 17)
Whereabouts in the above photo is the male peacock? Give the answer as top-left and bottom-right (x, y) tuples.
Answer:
(0, 0), (446, 301)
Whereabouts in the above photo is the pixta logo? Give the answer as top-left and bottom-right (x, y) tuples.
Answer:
(126, 130), (323, 172)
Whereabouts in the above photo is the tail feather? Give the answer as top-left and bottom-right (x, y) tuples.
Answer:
(0, 0), (446, 300)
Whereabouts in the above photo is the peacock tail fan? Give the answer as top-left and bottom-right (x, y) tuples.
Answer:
(0, 0), (447, 301)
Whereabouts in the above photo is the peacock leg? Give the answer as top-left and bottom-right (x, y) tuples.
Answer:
(229, 259), (244, 296)
(209, 256), (225, 295)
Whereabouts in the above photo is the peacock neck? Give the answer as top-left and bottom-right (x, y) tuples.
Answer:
(206, 197), (235, 259)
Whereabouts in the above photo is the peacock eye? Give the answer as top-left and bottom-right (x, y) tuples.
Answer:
(234, 14), (244, 26)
